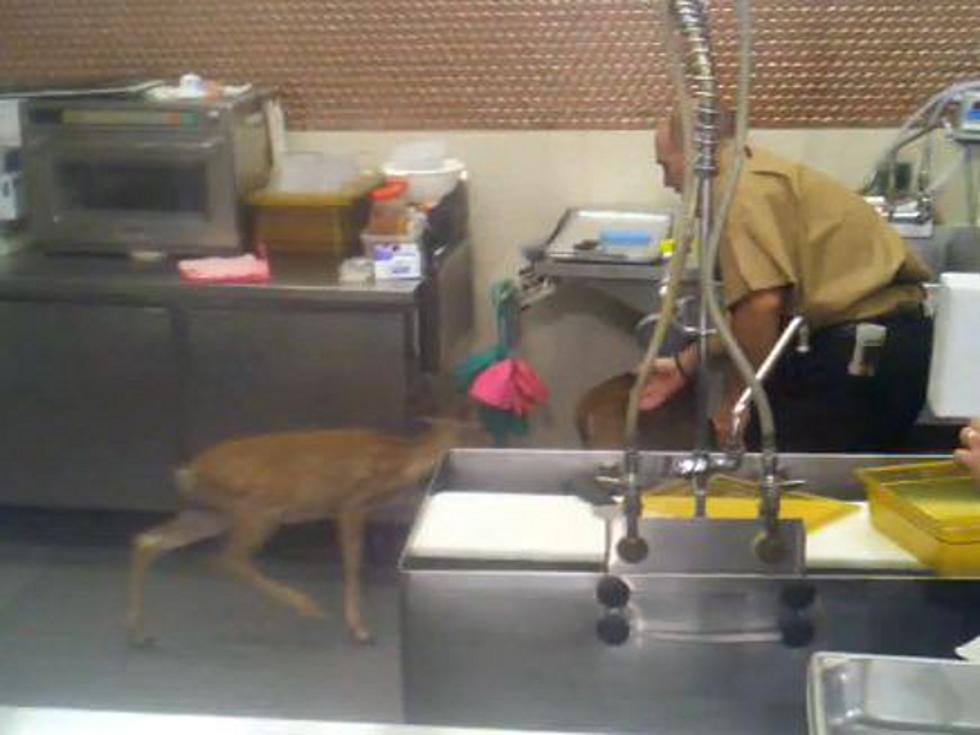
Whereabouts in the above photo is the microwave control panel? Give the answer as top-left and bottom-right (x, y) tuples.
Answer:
(28, 107), (213, 130)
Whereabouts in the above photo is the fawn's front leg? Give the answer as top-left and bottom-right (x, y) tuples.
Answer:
(338, 504), (372, 644)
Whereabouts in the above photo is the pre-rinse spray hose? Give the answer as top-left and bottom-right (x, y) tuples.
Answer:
(629, 0), (770, 465)
(861, 79), (980, 196)
(625, 0), (784, 546)
(699, 0), (785, 537)
(616, 0), (699, 557)
(623, 0), (698, 452)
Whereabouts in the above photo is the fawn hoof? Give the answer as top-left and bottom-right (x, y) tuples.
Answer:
(124, 614), (156, 649)
(350, 626), (375, 645)
(127, 630), (156, 649)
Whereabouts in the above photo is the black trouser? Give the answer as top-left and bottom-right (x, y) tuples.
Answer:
(745, 310), (933, 453)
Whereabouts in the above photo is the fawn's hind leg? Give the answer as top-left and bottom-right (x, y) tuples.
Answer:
(126, 509), (229, 647)
(216, 512), (325, 619)
(338, 503), (372, 644)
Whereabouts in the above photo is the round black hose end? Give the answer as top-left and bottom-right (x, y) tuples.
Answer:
(596, 575), (631, 609)
(617, 535), (649, 564)
(779, 610), (815, 649)
(781, 581), (817, 611)
(596, 611), (631, 646)
(753, 532), (787, 565)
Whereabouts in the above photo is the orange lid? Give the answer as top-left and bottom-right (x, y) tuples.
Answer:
(371, 179), (408, 202)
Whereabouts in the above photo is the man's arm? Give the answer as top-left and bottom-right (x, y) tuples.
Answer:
(669, 288), (786, 384)
(638, 287), (788, 418)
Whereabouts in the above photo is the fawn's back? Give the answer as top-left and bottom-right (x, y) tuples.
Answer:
(181, 427), (452, 519)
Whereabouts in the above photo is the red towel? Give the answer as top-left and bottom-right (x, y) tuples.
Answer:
(469, 358), (549, 417)
(178, 253), (270, 284)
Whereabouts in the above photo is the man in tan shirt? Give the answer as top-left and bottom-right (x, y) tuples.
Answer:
(638, 112), (933, 452)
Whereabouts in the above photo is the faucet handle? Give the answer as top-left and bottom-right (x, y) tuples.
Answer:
(777, 478), (807, 491)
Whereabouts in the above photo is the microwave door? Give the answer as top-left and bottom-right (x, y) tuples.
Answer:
(32, 136), (238, 254)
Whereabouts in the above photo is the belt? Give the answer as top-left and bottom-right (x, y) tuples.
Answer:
(814, 305), (927, 342)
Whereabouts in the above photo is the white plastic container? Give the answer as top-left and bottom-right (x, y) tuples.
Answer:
(381, 158), (465, 206)
(362, 205), (426, 280)
(370, 242), (422, 280)
(927, 272), (980, 417)
(339, 257), (374, 284)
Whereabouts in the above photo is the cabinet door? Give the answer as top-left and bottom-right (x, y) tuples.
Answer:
(184, 307), (416, 452)
(0, 302), (180, 510)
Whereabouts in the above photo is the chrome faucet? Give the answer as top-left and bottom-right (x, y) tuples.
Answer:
(727, 316), (808, 452)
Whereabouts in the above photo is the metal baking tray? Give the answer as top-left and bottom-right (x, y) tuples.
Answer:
(808, 652), (980, 733)
(544, 208), (671, 264)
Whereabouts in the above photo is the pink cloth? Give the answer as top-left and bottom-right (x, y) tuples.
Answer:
(469, 358), (548, 416)
(178, 253), (270, 284)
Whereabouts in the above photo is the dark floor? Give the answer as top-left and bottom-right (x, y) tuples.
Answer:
(0, 507), (408, 723)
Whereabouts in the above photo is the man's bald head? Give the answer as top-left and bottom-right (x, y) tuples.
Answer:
(655, 106), (737, 193)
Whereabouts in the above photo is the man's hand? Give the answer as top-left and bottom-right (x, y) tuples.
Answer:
(637, 357), (689, 411)
(955, 419), (980, 482)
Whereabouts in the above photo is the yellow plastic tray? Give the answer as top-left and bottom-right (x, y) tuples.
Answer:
(641, 474), (857, 533)
(857, 460), (980, 577)
(247, 173), (382, 256)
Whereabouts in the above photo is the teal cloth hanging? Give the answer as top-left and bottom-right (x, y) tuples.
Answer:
(453, 280), (535, 446)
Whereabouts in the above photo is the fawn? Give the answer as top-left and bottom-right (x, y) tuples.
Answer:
(576, 372), (696, 449)
(126, 417), (469, 646)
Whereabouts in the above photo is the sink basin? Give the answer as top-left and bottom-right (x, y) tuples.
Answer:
(808, 652), (980, 734)
(906, 226), (980, 276)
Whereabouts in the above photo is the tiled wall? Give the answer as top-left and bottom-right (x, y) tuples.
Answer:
(4, 0), (977, 129)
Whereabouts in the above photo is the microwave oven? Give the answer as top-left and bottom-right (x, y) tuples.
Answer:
(22, 89), (274, 255)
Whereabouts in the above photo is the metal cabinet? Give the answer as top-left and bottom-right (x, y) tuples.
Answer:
(0, 301), (179, 510)
(183, 306), (418, 453)
(0, 300), (421, 512)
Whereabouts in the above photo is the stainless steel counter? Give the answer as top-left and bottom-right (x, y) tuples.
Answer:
(400, 449), (980, 735)
(531, 257), (693, 314)
(0, 706), (581, 735)
(530, 226), (980, 312)
(0, 250), (422, 309)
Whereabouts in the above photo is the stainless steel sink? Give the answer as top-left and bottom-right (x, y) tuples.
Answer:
(808, 652), (980, 734)
(907, 226), (980, 276)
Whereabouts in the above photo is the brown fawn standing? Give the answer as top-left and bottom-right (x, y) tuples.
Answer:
(576, 372), (696, 449)
(126, 418), (467, 646)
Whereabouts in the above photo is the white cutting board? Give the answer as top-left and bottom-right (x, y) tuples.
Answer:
(407, 492), (606, 564)
(806, 502), (924, 571)
(407, 493), (924, 572)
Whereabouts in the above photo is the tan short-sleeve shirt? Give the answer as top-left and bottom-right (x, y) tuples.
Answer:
(718, 146), (932, 329)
